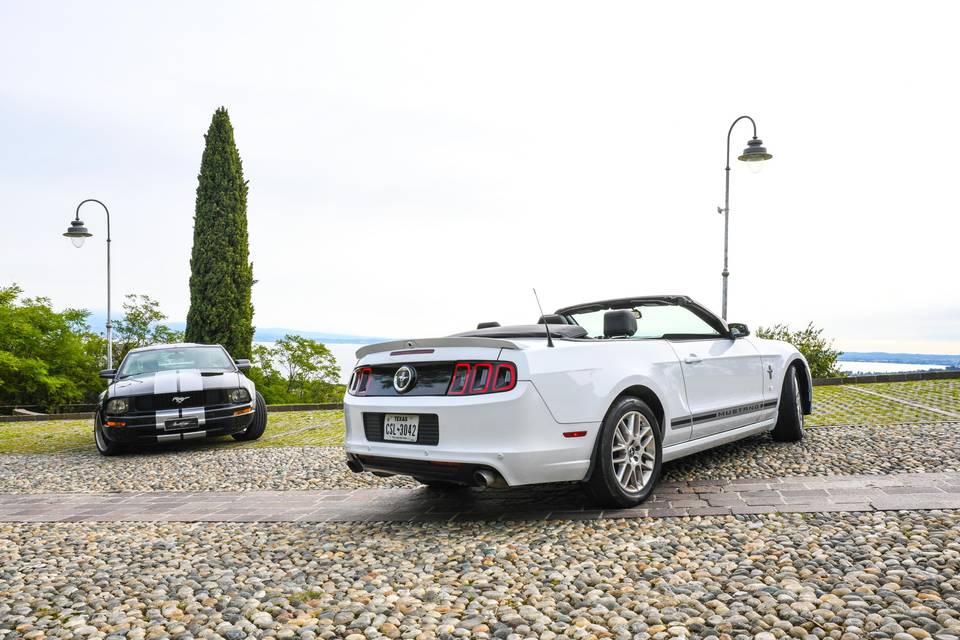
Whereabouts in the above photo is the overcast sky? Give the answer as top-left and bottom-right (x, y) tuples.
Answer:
(1, 1), (957, 354)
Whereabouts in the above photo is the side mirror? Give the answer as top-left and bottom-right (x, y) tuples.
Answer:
(235, 359), (252, 371)
(728, 323), (750, 339)
(99, 369), (116, 379)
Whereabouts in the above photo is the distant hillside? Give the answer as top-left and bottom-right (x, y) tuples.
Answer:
(83, 313), (387, 345)
(839, 352), (960, 367)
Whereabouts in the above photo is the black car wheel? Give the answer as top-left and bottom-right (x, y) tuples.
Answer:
(585, 396), (663, 508)
(94, 415), (125, 456)
(232, 392), (268, 441)
(772, 366), (804, 442)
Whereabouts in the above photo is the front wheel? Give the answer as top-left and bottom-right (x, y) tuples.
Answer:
(94, 415), (125, 456)
(586, 397), (663, 508)
(232, 392), (268, 441)
(772, 366), (804, 442)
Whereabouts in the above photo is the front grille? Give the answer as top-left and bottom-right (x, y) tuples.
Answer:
(133, 389), (228, 412)
(362, 413), (440, 446)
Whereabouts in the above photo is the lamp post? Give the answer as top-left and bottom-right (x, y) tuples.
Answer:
(63, 199), (113, 369)
(718, 115), (773, 321)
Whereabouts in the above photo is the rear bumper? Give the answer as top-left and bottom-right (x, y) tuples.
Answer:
(99, 409), (255, 444)
(343, 382), (599, 486)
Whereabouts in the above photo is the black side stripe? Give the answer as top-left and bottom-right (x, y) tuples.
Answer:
(671, 399), (778, 429)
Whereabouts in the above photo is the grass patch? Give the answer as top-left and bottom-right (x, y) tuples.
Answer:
(807, 382), (952, 426)
(0, 410), (345, 455)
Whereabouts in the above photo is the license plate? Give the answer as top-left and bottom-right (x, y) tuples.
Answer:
(165, 417), (199, 430)
(383, 414), (419, 442)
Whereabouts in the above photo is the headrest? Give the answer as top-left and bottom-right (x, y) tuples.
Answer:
(477, 321), (501, 329)
(537, 314), (566, 325)
(604, 310), (637, 338)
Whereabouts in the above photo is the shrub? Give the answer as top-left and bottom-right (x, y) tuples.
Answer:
(756, 322), (844, 379)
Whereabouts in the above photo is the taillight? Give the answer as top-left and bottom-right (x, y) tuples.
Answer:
(446, 362), (517, 395)
(348, 367), (373, 396)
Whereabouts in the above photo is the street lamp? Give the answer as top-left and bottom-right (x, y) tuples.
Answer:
(63, 199), (113, 369)
(718, 115), (773, 321)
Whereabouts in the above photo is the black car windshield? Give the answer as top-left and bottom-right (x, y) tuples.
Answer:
(567, 303), (722, 339)
(117, 346), (236, 378)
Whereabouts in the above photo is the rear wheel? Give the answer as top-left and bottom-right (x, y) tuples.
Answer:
(586, 397), (662, 508)
(94, 415), (125, 456)
(772, 366), (804, 442)
(232, 392), (268, 441)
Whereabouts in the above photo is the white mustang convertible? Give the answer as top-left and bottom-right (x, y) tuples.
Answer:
(344, 296), (811, 507)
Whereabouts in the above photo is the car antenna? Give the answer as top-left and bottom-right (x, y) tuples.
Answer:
(532, 288), (555, 348)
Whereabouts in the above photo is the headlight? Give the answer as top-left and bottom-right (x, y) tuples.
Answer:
(227, 388), (251, 403)
(105, 398), (129, 414)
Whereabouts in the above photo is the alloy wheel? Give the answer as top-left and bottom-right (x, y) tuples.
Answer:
(611, 410), (657, 494)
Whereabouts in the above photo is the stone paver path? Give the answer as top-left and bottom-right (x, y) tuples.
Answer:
(2, 471), (960, 523)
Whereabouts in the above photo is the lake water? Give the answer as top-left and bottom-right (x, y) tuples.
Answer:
(326, 343), (363, 383)
(839, 361), (948, 375)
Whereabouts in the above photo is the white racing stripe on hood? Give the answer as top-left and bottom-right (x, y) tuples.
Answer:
(154, 370), (179, 394)
(178, 369), (204, 393)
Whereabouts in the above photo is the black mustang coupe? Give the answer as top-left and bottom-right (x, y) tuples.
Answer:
(94, 343), (267, 455)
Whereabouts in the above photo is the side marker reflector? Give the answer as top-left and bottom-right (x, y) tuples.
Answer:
(563, 431), (587, 438)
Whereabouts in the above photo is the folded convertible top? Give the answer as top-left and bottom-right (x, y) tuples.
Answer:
(451, 324), (588, 339)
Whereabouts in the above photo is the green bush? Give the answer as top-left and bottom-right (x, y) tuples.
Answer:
(247, 335), (344, 404)
(0, 285), (105, 410)
(756, 322), (844, 379)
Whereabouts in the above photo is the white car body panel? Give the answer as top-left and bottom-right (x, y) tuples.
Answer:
(344, 298), (811, 488)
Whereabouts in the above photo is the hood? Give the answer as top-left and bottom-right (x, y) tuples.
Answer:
(108, 369), (242, 398)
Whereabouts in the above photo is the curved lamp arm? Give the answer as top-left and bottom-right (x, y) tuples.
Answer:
(75, 199), (113, 368)
(725, 115), (758, 170)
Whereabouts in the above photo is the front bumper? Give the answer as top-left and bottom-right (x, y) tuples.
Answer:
(99, 403), (255, 444)
(343, 382), (599, 486)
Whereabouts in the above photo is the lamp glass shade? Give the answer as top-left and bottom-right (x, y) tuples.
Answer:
(747, 161), (764, 174)
(63, 218), (93, 247)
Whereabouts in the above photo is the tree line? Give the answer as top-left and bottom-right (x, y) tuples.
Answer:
(0, 286), (343, 412)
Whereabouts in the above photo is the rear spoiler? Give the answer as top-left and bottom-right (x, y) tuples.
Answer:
(356, 337), (520, 359)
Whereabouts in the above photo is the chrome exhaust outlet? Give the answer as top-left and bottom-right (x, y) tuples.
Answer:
(474, 469), (507, 488)
(346, 459), (363, 473)
(474, 470), (495, 487)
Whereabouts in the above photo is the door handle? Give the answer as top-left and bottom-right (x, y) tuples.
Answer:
(684, 354), (702, 364)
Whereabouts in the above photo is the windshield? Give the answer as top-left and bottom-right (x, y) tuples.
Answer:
(117, 346), (236, 378)
(567, 304), (721, 339)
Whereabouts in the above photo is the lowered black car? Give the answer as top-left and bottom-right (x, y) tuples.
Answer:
(95, 343), (267, 455)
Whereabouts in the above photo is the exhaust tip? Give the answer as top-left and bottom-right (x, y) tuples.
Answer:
(346, 459), (363, 473)
(474, 469), (497, 487)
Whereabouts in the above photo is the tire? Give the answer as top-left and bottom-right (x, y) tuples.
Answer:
(585, 396), (663, 508)
(232, 392), (268, 441)
(772, 365), (804, 442)
(94, 415), (125, 456)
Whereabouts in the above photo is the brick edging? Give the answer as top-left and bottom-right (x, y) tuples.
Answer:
(813, 369), (960, 386)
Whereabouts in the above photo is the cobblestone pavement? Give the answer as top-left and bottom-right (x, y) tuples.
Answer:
(2, 421), (958, 494)
(2, 512), (960, 639)
(2, 471), (960, 523)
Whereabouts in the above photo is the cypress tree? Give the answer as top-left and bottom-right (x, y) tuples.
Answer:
(184, 107), (254, 359)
